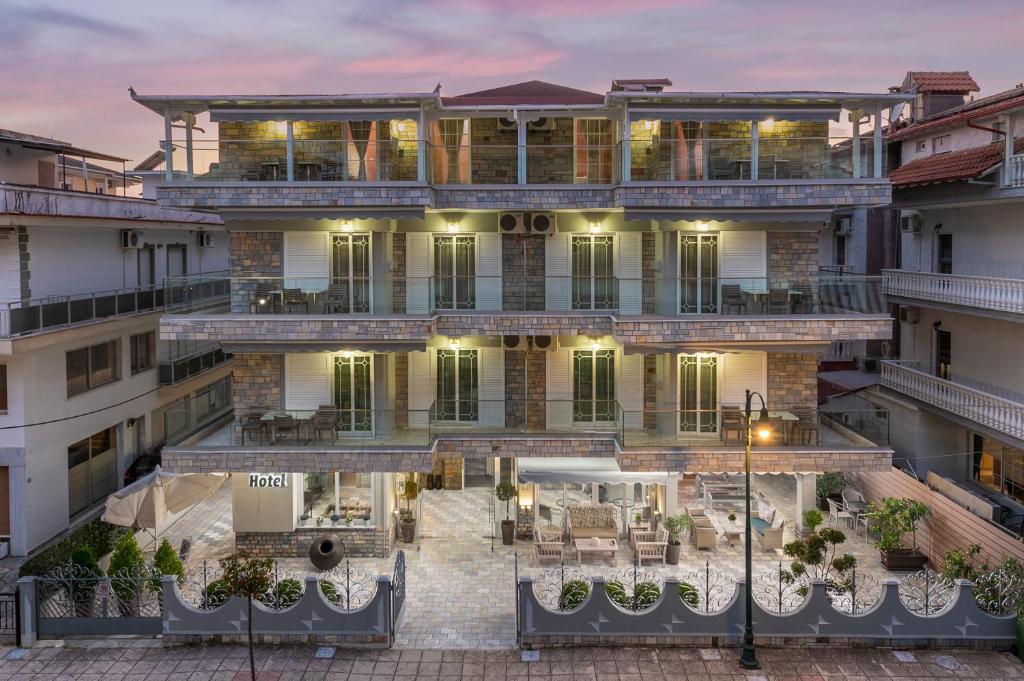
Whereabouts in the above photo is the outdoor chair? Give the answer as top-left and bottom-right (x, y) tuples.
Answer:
(721, 284), (748, 314)
(756, 518), (785, 552)
(708, 157), (735, 180)
(534, 527), (564, 564)
(766, 288), (791, 314)
(283, 288), (310, 314)
(691, 522), (717, 551)
(254, 282), (279, 313)
(272, 414), (301, 444)
(827, 498), (854, 528)
(240, 413), (267, 445)
(311, 408), (339, 443)
(322, 284), (351, 314)
(634, 527), (669, 564)
(720, 406), (745, 443)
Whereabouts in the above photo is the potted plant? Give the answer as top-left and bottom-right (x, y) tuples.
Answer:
(865, 497), (929, 570)
(400, 478), (418, 542)
(495, 480), (518, 545)
(727, 512), (737, 524)
(816, 472), (846, 511)
(663, 513), (692, 565)
(781, 510), (856, 598)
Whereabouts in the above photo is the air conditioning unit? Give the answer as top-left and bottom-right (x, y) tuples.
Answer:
(497, 117), (518, 131)
(499, 213), (526, 234)
(502, 335), (527, 350)
(528, 117), (555, 131)
(834, 217), (852, 235)
(899, 306), (921, 324)
(197, 231), (214, 248)
(900, 211), (922, 233)
(861, 358), (880, 373)
(120, 230), (145, 249)
(530, 335), (555, 351)
(528, 212), (556, 235)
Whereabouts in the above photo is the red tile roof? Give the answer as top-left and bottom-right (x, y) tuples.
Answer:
(889, 138), (1024, 187)
(905, 71), (979, 94)
(442, 80), (604, 106)
(889, 89), (1024, 140)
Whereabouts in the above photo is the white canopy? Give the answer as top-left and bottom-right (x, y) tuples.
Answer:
(102, 466), (225, 530)
(517, 457), (676, 485)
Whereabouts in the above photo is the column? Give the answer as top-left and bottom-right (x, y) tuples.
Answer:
(1002, 114), (1014, 186)
(286, 121), (294, 182)
(417, 111), (427, 182)
(851, 111), (862, 179)
(795, 472), (817, 533)
(163, 105), (174, 182)
(873, 108), (883, 178)
(750, 120), (759, 180)
(621, 117), (632, 182)
(184, 113), (194, 181)
(517, 117), (527, 185)
(80, 156), (89, 192)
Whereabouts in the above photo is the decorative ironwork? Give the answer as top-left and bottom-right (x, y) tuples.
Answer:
(607, 565), (664, 613)
(319, 560), (377, 611)
(392, 550), (407, 619)
(752, 562), (807, 614)
(179, 560), (228, 610)
(828, 568), (884, 614)
(256, 561), (307, 610)
(534, 562), (592, 612)
(36, 563), (161, 619)
(682, 561), (736, 613)
(973, 566), (1024, 616)
(899, 569), (955, 615)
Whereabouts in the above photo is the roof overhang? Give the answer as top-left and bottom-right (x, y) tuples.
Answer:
(209, 107), (422, 122)
(609, 91), (913, 110)
(623, 342), (830, 355)
(0, 136), (128, 163)
(627, 106), (840, 122)
(131, 92), (441, 119)
(624, 208), (832, 224)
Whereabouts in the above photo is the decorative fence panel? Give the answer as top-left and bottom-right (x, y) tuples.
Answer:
(33, 566), (162, 637)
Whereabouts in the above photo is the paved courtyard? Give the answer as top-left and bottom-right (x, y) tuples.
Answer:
(0, 642), (1019, 681)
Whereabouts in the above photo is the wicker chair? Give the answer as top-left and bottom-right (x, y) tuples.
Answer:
(690, 516), (717, 551)
(757, 519), (785, 552)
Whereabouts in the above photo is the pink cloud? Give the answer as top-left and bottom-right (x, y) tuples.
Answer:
(344, 50), (565, 77)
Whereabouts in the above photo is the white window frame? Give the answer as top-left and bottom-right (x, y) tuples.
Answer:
(435, 348), (479, 423)
(679, 232), (720, 314)
(332, 352), (375, 437)
(677, 354), (721, 435)
(571, 233), (616, 311)
(330, 232), (374, 313)
(432, 233), (477, 310)
(572, 348), (617, 425)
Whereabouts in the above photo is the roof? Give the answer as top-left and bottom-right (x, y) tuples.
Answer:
(889, 138), (1024, 187)
(889, 86), (1024, 141)
(441, 80), (605, 106)
(0, 128), (129, 163)
(902, 71), (979, 94)
(610, 78), (673, 91)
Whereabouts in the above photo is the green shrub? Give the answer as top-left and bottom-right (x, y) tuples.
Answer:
(605, 580), (628, 607)
(67, 546), (102, 616)
(107, 534), (147, 606)
(70, 545), (102, 576)
(202, 579), (230, 609)
(266, 578), (303, 608)
(559, 579), (590, 610)
(634, 581), (662, 609)
(940, 544), (988, 582)
(816, 472), (846, 499)
(20, 520), (129, 577)
(319, 579), (341, 605)
(678, 582), (700, 608)
(151, 539), (185, 592)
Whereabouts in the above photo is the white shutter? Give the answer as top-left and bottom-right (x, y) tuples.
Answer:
(477, 347), (505, 426)
(620, 353), (644, 429)
(719, 231), (767, 281)
(655, 231), (679, 315)
(545, 233), (571, 311)
(720, 352), (767, 406)
(475, 233), (502, 311)
(616, 232), (642, 314)
(405, 232), (432, 314)
(283, 232), (330, 291)
(284, 353), (331, 410)
(546, 348), (571, 429)
(407, 350), (434, 428)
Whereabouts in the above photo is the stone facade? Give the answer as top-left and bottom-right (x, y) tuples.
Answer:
(641, 232), (656, 315)
(616, 446), (891, 474)
(391, 232), (406, 314)
(235, 520), (397, 558)
(233, 353), (283, 415)
(504, 349), (547, 429)
(156, 184), (432, 209)
(394, 351), (408, 428)
(161, 315), (434, 342)
(643, 354), (657, 429)
(161, 447), (435, 474)
(768, 231), (818, 286)
(767, 352), (818, 414)
(230, 231), (283, 313)
(613, 315), (892, 343)
(501, 234), (546, 311)
(612, 181), (892, 208)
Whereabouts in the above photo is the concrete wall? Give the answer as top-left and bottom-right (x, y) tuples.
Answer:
(901, 203), (1024, 278)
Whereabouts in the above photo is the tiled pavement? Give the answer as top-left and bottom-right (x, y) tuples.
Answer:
(0, 643), (1020, 681)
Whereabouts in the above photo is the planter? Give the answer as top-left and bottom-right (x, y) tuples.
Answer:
(666, 541), (682, 565)
(501, 520), (515, 545)
(879, 548), (928, 570)
(400, 518), (417, 543)
(1017, 618), (1024, 661)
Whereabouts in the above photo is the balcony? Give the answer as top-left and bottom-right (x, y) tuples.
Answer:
(1008, 153), (1024, 188)
(158, 344), (233, 386)
(881, 360), (1024, 442)
(884, 269), (1024, 318)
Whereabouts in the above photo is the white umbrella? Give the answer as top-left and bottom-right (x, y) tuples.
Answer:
(102, 466), (225, 531)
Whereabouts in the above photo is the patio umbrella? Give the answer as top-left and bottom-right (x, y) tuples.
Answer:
(102, 466), (225, 531)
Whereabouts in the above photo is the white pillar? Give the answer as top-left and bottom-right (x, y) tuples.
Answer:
(517, 117), (527, 185)
(1002, 114), (1014, 185)
(873, 109), (883, 178)
(795, 473), (817, 532)
(750, 120), (759, 180)
(417, 111), (427, 182)
(163, 105), (174, 182)
(80, 156), (89, 192)
(665, 474), (678, 517)
(851, 111), (862, 179)
(286, 121), (294, 182)
(621, 116), (632, 182)
(184, 114), (194, 181)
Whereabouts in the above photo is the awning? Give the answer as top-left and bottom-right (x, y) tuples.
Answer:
(221, 207), (426, 221)
(222, 341), (427, 354)
(209, 108), (420, 122)
(623, 342), (830, 355)
(627, 107), (840, 122)
(624, 209), (831, 224)
(517, 457), (676, 485)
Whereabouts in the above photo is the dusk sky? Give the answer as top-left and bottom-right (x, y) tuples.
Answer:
(4, 0), (1023, 167)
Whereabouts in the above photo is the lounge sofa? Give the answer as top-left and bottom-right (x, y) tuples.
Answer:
(568, 505), (618, 540)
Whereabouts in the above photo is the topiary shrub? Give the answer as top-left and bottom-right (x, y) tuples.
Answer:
(20, 520), (129, 577)
(678, 581), (700, 608)
(107, 534), (147, 615)
(150, 539), (185, 593)
(201, 578), (230, 609)
(558, 579), (590, 610)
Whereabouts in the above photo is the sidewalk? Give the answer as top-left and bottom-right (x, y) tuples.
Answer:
(0, 643), (1019, 681)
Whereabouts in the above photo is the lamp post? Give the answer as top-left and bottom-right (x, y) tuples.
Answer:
(741, 389), (772, 670)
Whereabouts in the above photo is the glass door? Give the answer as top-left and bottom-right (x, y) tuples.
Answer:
(334, 354), (373, 433)
(433, 235), (475, 310)
(680, 234), (718, 313)
(934, 329), (952, 380)
(679, 354), (718, 433)
(572, 235), (615, 310)
(330, 234), (371, 313)
(436, 348), (478, 421)
(573, 349), (616, 423)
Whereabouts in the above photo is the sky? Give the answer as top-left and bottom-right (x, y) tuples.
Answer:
(3, 0), (1023, 167)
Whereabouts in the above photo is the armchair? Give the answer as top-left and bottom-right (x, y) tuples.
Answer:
(634, 527), (669, 564)
(534, 527), (564, 564)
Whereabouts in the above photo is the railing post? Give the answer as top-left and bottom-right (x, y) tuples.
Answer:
(286, 122), (294, 182)
(851, 111), (862, 179)
(750, 120), (759, 181)
(185, 114), (194, 181)
(873, 108), (883, 178)
(163, 104), (174, 182)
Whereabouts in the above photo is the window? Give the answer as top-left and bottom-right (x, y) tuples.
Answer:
(436, 348), (478, 421)
(574, 119), (612, 183)
(300, 472), (373, 527)
(934, 329), (952, 381)
(433, 235), (475, 310)
(330, 234), (371, 313)
(991, 120), (1005, 142)
(571, 234), (616, 310)
(936, 233), (953, 274)
(679, 354), (718, 433)
(130, 332), (155, 375)
(915, 140), (927, 153)
(932, 134), (951, 154)
(166, 244), (187, 277)
(0, 365), (7, 414)
(333, 354), (372, 432)
(679, 234), (718, 313)
(137, 245), (155, 287)
(67, 340), (121, 396)
(67, 426), (118, 517)
(573, 349), (615, 423)
(972, 434), (1024, 504)
(835, 234), (848, 268)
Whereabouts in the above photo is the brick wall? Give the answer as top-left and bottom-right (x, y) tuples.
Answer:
(504, 348), (547, 429)
(767, 352), (818, 445)
(526, 119), (575, 184)
(502, 234), (546, 311)
(236, 518), (397, 558)
(470, 119), (517, 183)
(232, 353), (283, 443)
(768, 231), (819, 309)
(643, 355), (657, 429)
(391, 232), (406, 314)
(527, 351), (547, 430)
(641, 232), (656, 314)
(394, 352), (408, 428)
(230, 232), (283, 313)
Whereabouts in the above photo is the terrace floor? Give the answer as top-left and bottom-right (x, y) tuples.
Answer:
(143, 474), (899, 650)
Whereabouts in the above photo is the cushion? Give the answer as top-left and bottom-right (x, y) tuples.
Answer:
(568, 505), (616, 529)
(758, 503), (776, 525)
(750, 517), (770, 536)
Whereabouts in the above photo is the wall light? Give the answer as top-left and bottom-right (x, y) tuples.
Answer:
(447, 222), (459, 233)
(340, 220), (354, 232)
(589, 222), (601, 233)
(448, 337), (461, 350)
(275, 121), (287, 136)
(697, 222), (710, 232)
(760, 118), (775, 131)
(590, 339), (601, 351)
(341, 350), (353, 359)
(643, 120), (653, 130)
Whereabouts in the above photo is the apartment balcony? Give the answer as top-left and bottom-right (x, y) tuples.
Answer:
(0, 183), (222, 225)
(880, 360), (1024, 443)
(1008, 153), (1024, 188)
(884, 269), (1024, 320)
(159, 274), (890, 345)
(158, 343), (233, 386)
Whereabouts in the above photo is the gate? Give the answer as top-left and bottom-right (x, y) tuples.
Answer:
(390, 549), (406, 643)
(35, 566), (162, 637)
(0, 591), (19, 646)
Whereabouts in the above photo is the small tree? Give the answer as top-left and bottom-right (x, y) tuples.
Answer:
(816, 472), (846, 500)
(940, 544), (988, 582)
(402, 478), (419, 515)
(151, 539), (186, 594)
(663, 513), (692, 546)
(220, 552), (274, 681)
(68, 546), (102, 617)
(495, 481), (518, 522)
(866, 497), (929, 553)
(782, 510), (856, 597)
(108, 534), (147, 616)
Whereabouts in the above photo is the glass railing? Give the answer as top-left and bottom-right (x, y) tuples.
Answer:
(818, 408), (890, 447)
(163, 376), (233, 445)
(158, 345), (232, 386)
(426, 144), (617, 184)
(428, 400), (624, 438)
(230, 408), (431, 447)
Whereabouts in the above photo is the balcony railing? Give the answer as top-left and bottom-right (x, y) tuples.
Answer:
(163, 376), (234, 446)
(884, 269), (1024, 314)
(158, 345), (233, 386)
(166, 274), (885, 317)
(232, 408), (432, 448)
(881, 360), (1024, 441)
(1008, 153), (1024, 188)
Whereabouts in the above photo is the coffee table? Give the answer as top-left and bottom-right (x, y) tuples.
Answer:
(574, 537), (618, 563)
(723, 524), (743, 547)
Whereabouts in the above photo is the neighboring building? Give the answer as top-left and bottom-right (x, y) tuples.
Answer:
(862, 74), (1024, 532)
(134, 79), (904, 557)
(0, 129), (234, 556)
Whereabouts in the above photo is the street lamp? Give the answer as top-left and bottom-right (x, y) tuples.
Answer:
(741, 388), (772, 670)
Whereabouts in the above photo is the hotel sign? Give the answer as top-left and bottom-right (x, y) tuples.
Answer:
(249, 473), (289, 488)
